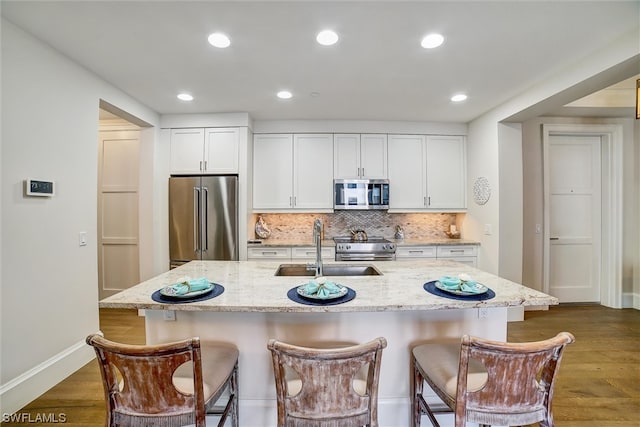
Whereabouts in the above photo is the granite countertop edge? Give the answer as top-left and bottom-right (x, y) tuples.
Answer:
(99, 260), (556, 313)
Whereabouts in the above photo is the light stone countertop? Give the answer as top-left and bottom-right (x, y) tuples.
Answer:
(247, 238), (478, 247)
(100, 260), (556, 313)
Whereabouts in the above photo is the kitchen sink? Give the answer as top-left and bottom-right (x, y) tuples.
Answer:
(274, 264), (382, 277)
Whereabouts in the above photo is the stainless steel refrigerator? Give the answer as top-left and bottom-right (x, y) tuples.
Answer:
(169, 175), (238, 268)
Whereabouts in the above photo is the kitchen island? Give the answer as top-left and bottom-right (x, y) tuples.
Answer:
(100, 260), (556, 427)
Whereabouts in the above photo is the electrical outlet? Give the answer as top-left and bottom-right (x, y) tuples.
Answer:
(478, 307), (489, 319)
(163, 310), (176, 321)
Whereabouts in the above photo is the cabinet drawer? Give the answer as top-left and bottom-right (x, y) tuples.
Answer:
(396, 246), (436, 258)
(291, 246), (336, 261)
(441, 256), (477, 267)
(247, 247), (291, 260)
(437, 245), (478, 257)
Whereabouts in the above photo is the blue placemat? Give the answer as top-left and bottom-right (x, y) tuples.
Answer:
(424, 281), (495, 301)
(287, 286), (356, 306)
(151, 283), (225, 304)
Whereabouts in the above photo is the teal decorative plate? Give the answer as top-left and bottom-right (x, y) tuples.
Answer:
(296, 284), (349, 300)
(160, 283), (215, 298)
(435, 281), (488, 296)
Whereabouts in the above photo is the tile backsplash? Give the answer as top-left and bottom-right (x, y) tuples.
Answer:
(252, 211), (459, 241)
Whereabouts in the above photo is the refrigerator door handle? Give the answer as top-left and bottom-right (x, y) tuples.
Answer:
(202, 187), (209, 251)
(194, 187), (200, 251)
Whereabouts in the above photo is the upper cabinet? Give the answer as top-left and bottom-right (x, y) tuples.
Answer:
(334, 134), (387, 179)
(253, 133), (333, 211)
(388, 134), (466, 211)
(170, 127), (239, 174)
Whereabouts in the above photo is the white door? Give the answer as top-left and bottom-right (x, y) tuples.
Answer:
(98, 130), (140, 299)
(546, 135), (601, 302)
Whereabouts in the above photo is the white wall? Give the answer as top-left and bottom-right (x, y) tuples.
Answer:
(465, 29), (639, 278)
(0, 19), (160, 413)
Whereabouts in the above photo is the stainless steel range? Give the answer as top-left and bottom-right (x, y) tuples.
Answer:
(333, 236), (396, 261)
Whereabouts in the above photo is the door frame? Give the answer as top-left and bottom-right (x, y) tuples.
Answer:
(542, 124), (623, 308)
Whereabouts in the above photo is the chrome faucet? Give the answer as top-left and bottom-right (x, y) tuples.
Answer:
(309, 218), (324, 277)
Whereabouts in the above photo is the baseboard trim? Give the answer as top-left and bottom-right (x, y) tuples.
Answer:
(622, 291), (639, 309)
(0, 337), (96, 415)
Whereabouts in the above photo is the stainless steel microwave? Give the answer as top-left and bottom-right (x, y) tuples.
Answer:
(334, 179), (389, 210)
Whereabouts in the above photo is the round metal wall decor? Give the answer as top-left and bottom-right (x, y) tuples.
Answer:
(473, 177), (491, 205)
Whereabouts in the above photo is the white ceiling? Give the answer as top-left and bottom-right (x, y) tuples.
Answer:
(2, 1), (639, 123)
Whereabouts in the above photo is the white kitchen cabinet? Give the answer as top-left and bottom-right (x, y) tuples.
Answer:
(396, 244), (477, 266)
(387, 135), (426, 209)
(247, 247), (291, 260)
(388, 134), (466, 210)
(396, 245), (437, 259)
(170, 127), (239, 174)
(291, 246), (336, 261)
(294, 134), (334, 209)
(425, 136), (466, 209)
(253, 134), (333, 211)
(437, 245), (478, 267)
(334, 134), (387, 179)
(247, 246), (335, 261)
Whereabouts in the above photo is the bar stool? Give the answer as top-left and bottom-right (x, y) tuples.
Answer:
(268, 337), (387, 427)
(86, 334), (239, 427)
(411, 332), (574, 427)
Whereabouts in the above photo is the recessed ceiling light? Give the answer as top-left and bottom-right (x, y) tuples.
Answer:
(208, 32), (231, 48)
(177, 93), (194, 101)
(277, 91), (293, 99)
(316, 30), (339, 46)
(421, 33), (444, 49)
(451, 94), (468, 102)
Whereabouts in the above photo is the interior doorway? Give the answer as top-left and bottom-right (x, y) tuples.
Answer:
(97, 108), (141, 299)
(542, 124), (624, 308)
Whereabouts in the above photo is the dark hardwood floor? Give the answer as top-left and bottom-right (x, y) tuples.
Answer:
(2, 305), (638, 426)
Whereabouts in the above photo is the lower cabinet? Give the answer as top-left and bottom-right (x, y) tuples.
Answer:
(291, 246), (336, 261)
(396, 244), (477, 266)
(395, 246), (437, 259)
(247, 247), (291, 261)
(248, 246), (335, 261)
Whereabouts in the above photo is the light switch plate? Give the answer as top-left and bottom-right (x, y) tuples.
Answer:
(78, 232), (88, 246)
(483, 224), (492, 235)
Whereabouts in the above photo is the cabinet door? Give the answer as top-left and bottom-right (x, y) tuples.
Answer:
(360, 134), (387, 178)
(334, 134), (361, 178)
(293, 134), (333, 209)
(204, 128), (239, 173)
(253, 134), (293, 209)
(388, 135), (426, 209)
(170, 129), (205, 174)
(426, 136), (466, 209)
